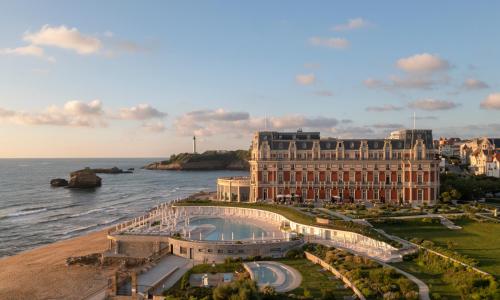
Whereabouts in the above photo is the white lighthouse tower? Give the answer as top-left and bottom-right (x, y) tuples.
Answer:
(193, 136), (197, 154)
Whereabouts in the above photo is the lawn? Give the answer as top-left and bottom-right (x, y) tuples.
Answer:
(390, 260), (461, 300)
(279, 258), (354, 299)
(374, 218), (500, 277)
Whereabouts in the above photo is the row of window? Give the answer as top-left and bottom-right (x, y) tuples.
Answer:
(257, 163), (433, 171)
(261, 188), (426, 201)
(257, 172), (427, 184)
(179, 247), (282, 255)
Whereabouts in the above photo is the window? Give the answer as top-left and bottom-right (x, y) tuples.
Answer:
(385, 174), (390, 184)
(374, 189), (379, 200)
(349, 172), (355, 183)
(417, 189), (423, 201)
(302, 173), (307, 183)
(417, 173), (423, 184)
(291, 172), (295, 183)
(374, 173), (379, 183)
(397, 173), (402, 183)
(278, 172), (283, 184)
(362, 189), (367, 200)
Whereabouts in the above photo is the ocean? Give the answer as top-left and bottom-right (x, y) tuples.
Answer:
(0, 158), (247, 257)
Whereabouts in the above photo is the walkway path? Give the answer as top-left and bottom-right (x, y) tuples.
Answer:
(313, 239), (430, 300)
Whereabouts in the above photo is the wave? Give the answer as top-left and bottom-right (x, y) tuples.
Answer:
(69, 208), (105, 218)
(62, 217), (122, 235)
(7, 207), (47, 217)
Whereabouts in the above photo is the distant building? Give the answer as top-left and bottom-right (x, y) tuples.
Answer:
(470, 149), (500, 178)
(247, 129), (440, 205)
(460, 137), (500, 164)
(437, 137), (462, 157)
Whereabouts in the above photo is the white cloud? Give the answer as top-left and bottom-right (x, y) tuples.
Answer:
(463, 78), (489, 90)
(408, 99), (459, 111)
(365, 104), (404, 112)
(174, 109), (339, 137)
(0, 44), (55, 62)
(396, 53), (450, 74)
(64, 99), (103, 115)
(332, 18), (370, 31)
(24, 25), (102, 55)
(141, 121), (166, 133)
(309, 37), (349, 49)
(295, 73), (316, 85)
(0, 100), (165, 132)
(119, 104), (167, 120)
(480, 93), (500, 110)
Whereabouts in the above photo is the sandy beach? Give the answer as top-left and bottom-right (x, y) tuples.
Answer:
(0, 229), (113, 300)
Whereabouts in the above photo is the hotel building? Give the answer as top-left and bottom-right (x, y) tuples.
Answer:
(247, 129), (440, 204)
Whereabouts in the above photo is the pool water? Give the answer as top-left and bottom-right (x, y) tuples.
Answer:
(189, 217), (268, 241)
(252, 266), (277, 284)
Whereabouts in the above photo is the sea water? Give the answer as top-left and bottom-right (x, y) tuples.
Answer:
(0, 158), (247, 257)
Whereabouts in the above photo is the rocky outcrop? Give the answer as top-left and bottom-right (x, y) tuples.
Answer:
(86, 167), (132, 174)
(144, 150), (249, 171)
(68, 168), (102, 188)
(66, 253), (101, 266)
(50, 178), (68, 187)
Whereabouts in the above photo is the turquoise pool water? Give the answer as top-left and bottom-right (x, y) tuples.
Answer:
(189, 217), (268, 241)
(252, 266), (277, 284)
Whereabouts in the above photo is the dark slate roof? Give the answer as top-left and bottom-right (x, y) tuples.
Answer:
(270, 141), (290, 150)
(391, 140), (406, 149)
(488, 138), (500, 149)
(342, 140), (362, 150)
(400, 129), (434, 149)
(367, 140), (385, 149)
(319, 140), (337, 149)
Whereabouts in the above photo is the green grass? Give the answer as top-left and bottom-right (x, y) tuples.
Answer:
(278, 258), (353, 299)
(390, 260), (461, 300)
(374, 218), (500, 277)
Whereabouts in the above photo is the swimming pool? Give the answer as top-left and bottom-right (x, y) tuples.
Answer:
(244, 261), (302, 292)
(187, 217), (268, 241)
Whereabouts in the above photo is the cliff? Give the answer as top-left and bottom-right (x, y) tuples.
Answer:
(144, 150), (250, 171)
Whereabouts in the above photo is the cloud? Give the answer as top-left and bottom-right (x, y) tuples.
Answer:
(185, 109), (249, 122)
(480, 93), (500, 110)
(174, 109), (339, 137)
(24, 25), (102, 55)
(365, 104), (404, 112)
(365, 54), (451, 91)
(295, 73), (316, 85)
(372, 123), (404, 129)
(408, 99), (459, 111)
(0, 100), (165, 132)
(309, 37), (349, 49)
(332, 18), (370, 31)
(396, 53), (450, 74)
(314, 90), (333, 97)
(119, 104), (167, 120)
(141, 121), (166, 133)
(330, 126), (375, 138)
(0, 44), (55, 62)
(463, 78), (489, 90)
(435, 123), (500, 138)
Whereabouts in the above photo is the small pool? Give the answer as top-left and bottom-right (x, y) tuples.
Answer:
(244, 261), (302, 292)
(188, 217), (268, 241)
(251, 264), (277, 284)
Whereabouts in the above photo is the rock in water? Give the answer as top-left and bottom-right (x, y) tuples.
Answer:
(68, 167), (102, 188)
(50, 178), (68, 187)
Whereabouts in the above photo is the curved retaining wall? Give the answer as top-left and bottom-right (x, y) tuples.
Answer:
(304, 251), (366, 300)
(174, 205), (398, 260)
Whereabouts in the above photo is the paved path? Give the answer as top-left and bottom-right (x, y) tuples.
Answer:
(376, 260), (430, 300)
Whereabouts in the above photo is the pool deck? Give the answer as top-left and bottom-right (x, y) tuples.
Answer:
(243, 261), (302, 293)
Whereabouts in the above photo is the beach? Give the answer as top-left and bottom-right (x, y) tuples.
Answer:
(0, 229), (112, 300)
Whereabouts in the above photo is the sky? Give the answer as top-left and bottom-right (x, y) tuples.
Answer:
(0, 1), (499, 158)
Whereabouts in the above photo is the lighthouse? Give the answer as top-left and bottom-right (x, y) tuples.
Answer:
(193, 136), (197, 154)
